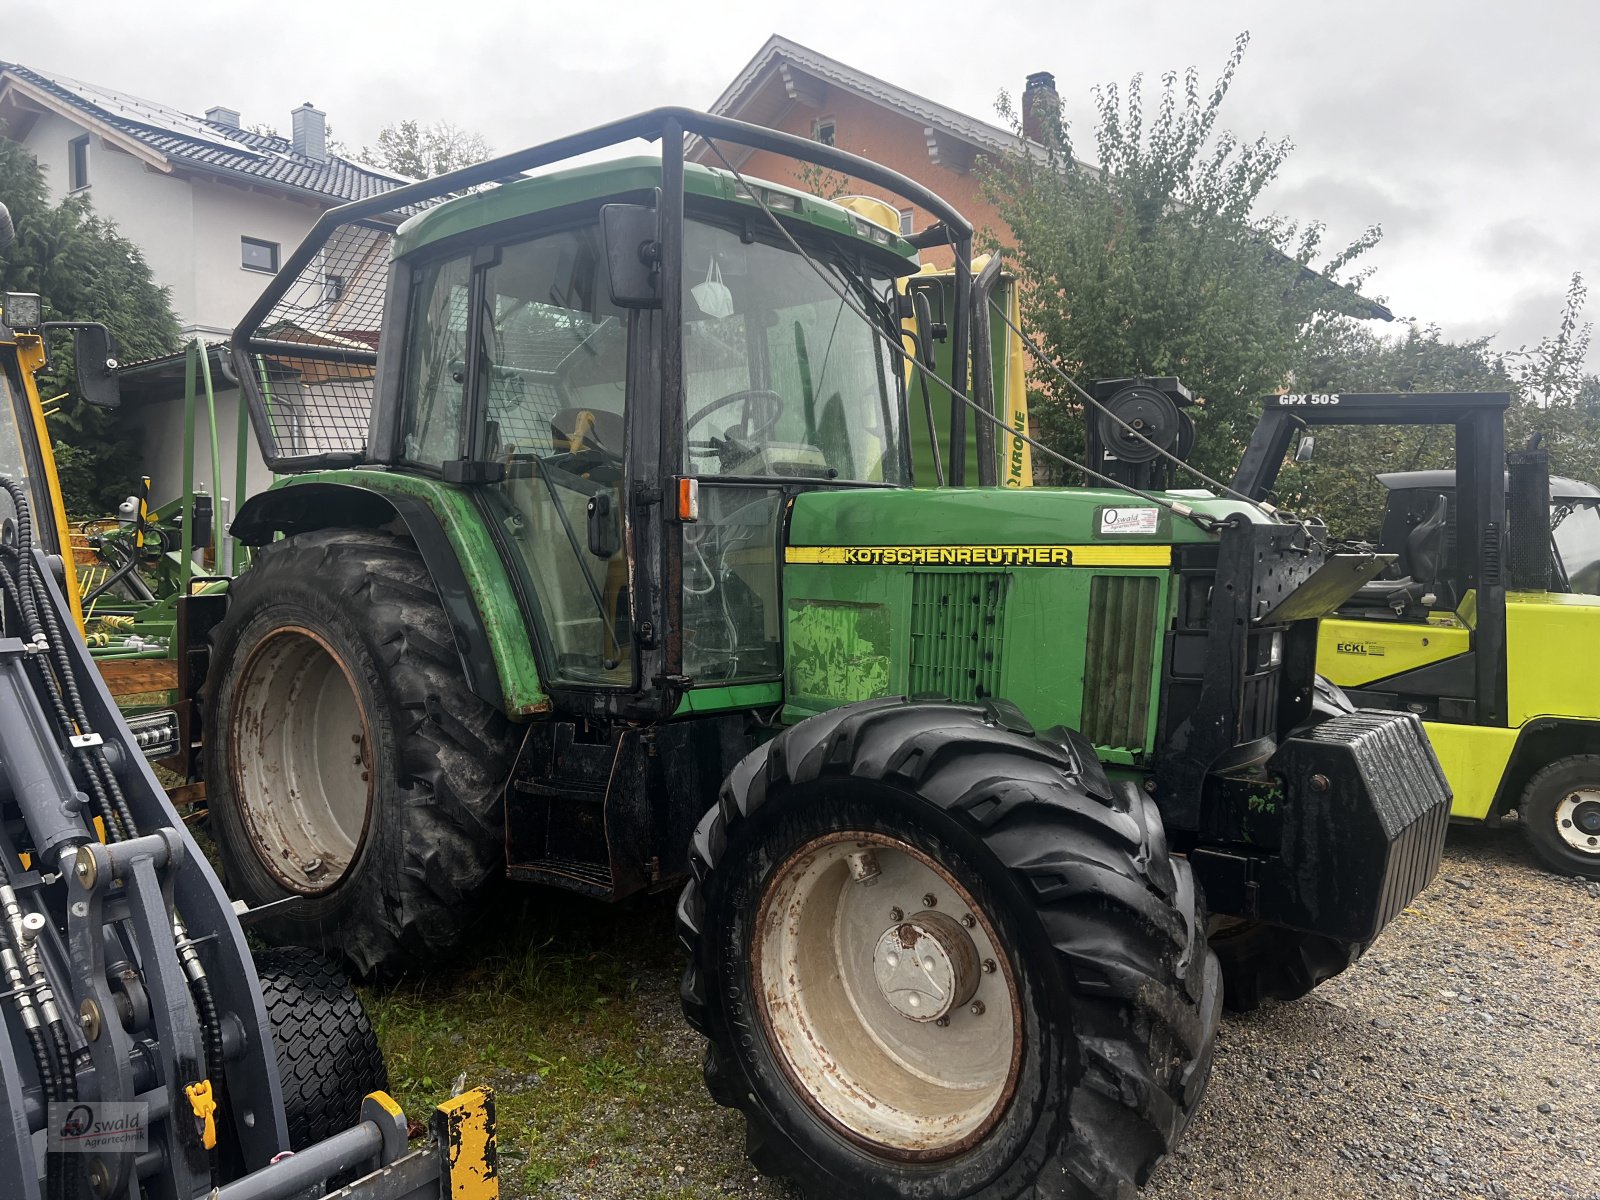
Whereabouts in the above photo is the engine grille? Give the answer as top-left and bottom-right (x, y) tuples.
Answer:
(908, 572), (1006, 702)
(1082, 574), (1161, 751)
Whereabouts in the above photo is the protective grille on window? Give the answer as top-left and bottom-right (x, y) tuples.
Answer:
(239, 216), (395, 471)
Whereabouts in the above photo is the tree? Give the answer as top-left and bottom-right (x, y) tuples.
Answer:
(1275, 278), (1598, 538)
(0, 131), (181, 514)
(360, 120), (490, 181)
(984, 33), (1381, 483)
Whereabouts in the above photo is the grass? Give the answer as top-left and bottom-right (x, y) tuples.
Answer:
(360, 887), (730, 1197)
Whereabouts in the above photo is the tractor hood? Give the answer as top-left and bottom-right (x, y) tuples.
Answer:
(786, 486), (1275, 556)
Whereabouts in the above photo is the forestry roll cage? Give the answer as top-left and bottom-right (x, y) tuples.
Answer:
(231, 107), (977, 477)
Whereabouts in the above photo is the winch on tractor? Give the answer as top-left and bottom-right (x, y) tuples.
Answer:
(1, 205), (497, 1200)
(183, 110), (1448, 1198)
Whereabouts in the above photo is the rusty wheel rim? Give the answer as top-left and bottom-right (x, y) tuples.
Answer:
(752, 831), (1022, 1160)
(231, 626), (374, 895)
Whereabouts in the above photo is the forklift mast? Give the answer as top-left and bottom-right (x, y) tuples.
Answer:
(1232, 392), (1510, 725)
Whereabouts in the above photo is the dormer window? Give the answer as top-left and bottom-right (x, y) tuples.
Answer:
(68, 135), (90, 191)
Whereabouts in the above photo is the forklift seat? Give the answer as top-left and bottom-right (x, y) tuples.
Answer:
(1352, 493), (1449, 612)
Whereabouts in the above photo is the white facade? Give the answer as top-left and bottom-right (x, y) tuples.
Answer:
(18, 108), (326, 340)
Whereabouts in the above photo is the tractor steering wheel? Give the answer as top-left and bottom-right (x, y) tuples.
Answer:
(685, 388), (786, 445)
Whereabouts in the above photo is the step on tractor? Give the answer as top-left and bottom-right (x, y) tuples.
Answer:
(1, 204), (497, 1200)
(1234, 391), (1600, 879)
(193, 109), (1449, 1199)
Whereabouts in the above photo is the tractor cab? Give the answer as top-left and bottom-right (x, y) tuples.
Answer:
(229, 123), (971, 729)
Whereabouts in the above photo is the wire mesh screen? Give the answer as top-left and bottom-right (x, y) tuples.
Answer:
(240, 217), (393, 470)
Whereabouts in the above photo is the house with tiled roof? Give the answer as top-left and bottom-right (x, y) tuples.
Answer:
(691, 35), (1052, 270)
(0, 62), (406, 340)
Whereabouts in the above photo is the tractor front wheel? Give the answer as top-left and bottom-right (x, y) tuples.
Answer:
(679, 699), (1220, 1200)
(1519, 755), (1600, 880)
(204, 529), (511, 978)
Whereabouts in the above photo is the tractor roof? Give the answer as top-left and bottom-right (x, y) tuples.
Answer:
(393, 154), (918, 264)
(1378, 469), (1600, 502)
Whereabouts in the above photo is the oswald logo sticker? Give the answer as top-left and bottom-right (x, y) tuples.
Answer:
(1100, 507), (1160, 535)
(49, 1101), (148, 1153)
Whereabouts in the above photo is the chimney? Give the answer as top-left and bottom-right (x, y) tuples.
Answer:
(1022, 71), (1057, 143)
(291, 102), (327, 162)
(205, 105), (241, 130)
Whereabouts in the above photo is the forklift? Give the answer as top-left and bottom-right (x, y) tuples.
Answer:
(1233, 391), (1600, 878)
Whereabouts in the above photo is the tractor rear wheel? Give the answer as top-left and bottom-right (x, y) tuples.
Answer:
(1206, 919), (1364, 1013)
(204, 529), (511, 978)
(679, 698), (1220, 1200)
(1518, 755), (1600, 880)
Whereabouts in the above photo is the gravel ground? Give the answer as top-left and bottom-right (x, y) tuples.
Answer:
(506, 821), (1598, 1200)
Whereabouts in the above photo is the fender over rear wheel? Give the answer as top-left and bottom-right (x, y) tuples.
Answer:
(679, 698), (1221, 1200)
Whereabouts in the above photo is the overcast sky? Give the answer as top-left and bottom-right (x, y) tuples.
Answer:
(8, 0), (1597, 369)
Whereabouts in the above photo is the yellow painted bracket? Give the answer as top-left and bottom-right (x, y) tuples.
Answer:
(430, 1086), (498, 1200)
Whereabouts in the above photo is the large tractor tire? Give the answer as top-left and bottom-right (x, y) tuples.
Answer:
(1206, 920), (1364, 1014)
(679, 698), (1221, 1200)
(1518, 755), (1600, 880)
(204, 530), (512, 978)
(256, 947), (388, 1150)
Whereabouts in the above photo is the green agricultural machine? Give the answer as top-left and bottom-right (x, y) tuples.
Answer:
(191, 111), (1450, 1198)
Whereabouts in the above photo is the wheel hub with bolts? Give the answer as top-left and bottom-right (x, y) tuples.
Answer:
(872, 911), (981, 1022)
(753, 831), (1022, 1159)
(1556, 789), (1600, 854)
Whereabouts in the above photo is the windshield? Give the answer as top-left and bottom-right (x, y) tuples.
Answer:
(681, 219), (905, 484)
(1554, 501), (1600, 595)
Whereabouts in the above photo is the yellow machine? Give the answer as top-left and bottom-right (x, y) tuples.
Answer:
(1235, 392), (1600, 879)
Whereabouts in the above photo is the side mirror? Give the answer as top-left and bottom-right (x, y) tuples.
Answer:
(586, 492), (620, 558)
(600, 202), (660, 309)
(74, 324), (121, 409)
(1295, 433), (1316, 464)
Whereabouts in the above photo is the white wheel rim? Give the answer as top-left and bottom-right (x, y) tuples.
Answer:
(232, 626), (374, 894)
(752, 831), (1021, 1160)
(1555, 788), (1600, 855)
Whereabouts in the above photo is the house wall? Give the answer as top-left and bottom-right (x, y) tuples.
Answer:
(19, 110), (324, 338)
(132, 383), (274, 511)
(24, 109), (201, 325)
(733, 89), (1014, 269)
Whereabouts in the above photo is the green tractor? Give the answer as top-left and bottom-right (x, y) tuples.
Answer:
(190, 111), (1449, 1198)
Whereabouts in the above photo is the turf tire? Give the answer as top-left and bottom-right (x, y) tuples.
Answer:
(678, 697), (1221, 1200)
(204, 529), (511, 978)
(255, 946), (387, 1150)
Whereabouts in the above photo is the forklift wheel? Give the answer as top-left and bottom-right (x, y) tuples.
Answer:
(1519, 756), (1600, 880)
(679, 698), (1220, 1200)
